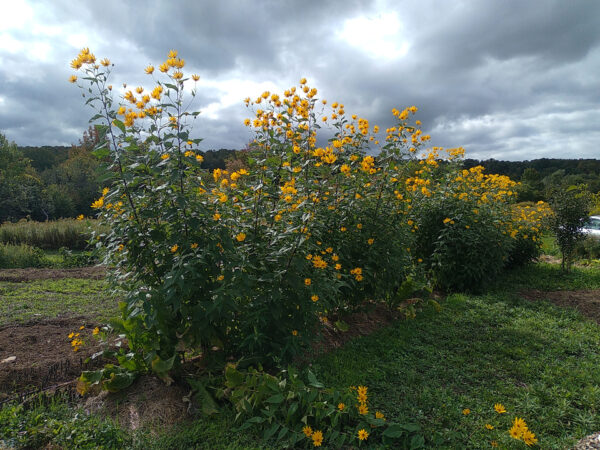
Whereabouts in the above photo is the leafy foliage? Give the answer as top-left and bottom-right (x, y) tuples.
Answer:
(549, 185), (593, 271)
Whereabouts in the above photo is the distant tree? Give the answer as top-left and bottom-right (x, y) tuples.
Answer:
(549, 184), (593, 272)
(0, 133), (44, 222)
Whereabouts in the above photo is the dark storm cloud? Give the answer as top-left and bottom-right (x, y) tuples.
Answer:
(1, 0), (599, 160)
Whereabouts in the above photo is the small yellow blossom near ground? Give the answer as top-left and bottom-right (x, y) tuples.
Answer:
(161, 154), (169, 160)
(462, 408), (471, 415)
(170, 244), (178, 253)
(302, 426), (313, 437)
(338, 402), (345, 411)
(93, 327), (100, 335)
(311, 295), (319, 302)
(304, 278), (311, 286)
(485, 424), (494, 430)
(491, 441), (498, 447)
(77, 214), (84, 220)
(191, 243), (198, 249)
(292, 330), (298, 336)
(79, 325), (85, 330)
(311, 430), (323, 447)
(494, 403), (507, 414)
(375, 411), (385, 420)
(236, 232), (246, 242)
(357, 429), (369, 441)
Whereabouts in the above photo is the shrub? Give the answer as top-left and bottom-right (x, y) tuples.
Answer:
(505, 202), (552, 267)
(549, 185), (593, 271)
(0, 243), (48, 268)
(411, 160), (517, 292)
(70, 48), (549, 382)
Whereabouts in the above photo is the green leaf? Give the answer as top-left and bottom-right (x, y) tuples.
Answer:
(382, 424), (406, 438)
(334, 320), (349, 332)
(410, 434), (425, 449)
(307, 370), (324, 388)
(277, 426), (288, 441)
(112, 119), (126, 133)
(266, 394), (284, 404)
(263, 423), (279, 440)
(102, 371), (136, 392)
(225, 365), (245, 388)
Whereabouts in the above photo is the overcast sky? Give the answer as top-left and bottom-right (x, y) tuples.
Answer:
(1, 0), (599, 161)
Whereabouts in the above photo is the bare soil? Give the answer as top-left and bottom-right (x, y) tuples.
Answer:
(0, 317), (105, 398)
(520, 289), (600, 325)
(0, 266), (106, 282)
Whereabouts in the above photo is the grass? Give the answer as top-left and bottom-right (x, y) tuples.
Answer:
(2, 264), (600, 448)
(0, 278), (118, 326)
(0, 218), (104, 250)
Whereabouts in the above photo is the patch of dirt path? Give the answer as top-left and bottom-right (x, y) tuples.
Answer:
(0, 266), (106, 282)
(520, 289), (600, 325)
(0, 317), (105, 398)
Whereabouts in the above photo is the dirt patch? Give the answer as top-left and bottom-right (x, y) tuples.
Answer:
(0, 266), (106, 282)
(83, 375), (189, 431)
(520, 289), (600, 324)
(0, 317), (105, 398)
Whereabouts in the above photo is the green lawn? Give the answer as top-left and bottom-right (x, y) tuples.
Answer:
(2, 263), (600, 448)
(0, 278), (118, 326)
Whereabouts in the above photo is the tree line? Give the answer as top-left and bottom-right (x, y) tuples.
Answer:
(1, 131), (598, 223)
(0, 129), (240, 223)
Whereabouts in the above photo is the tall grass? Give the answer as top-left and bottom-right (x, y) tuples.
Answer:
(0, 219), (105, 250)
(0, 243), (49, 268)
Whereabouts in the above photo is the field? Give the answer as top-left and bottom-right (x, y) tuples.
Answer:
(1, 250), (600, 448)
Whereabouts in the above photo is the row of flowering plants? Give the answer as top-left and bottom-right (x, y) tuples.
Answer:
(70, 48), (549, 389)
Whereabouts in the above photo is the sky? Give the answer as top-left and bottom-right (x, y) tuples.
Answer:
(1, 0), (599, 161)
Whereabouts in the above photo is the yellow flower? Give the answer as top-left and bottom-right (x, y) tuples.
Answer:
(462, 408), (470, 415)
(485, 424), (494, 430)
(367, 238), (374, 245)
(304, 278), (311, 286)
(357, 429), (369, 441)
(358, 403), (368, 415)
(68, 332), (75, 339)
(357, 223), (362, 229)
(340, 226), (347, 232)
(375, 411), (385, 420)
(236, 232), (246, 242)
(100, 58), (110, 67)
(159, 62), (169, 73)
(337, 402), (345, 411)
(77, 214), (84, 220)
(191, 243), (199, 249)
(170, 244), (178, 253)
(93, 327), (100, 335)
(161, 154), (170, 160)
(311, 430), (323, 447)
(79, 325), (85, 330)
(217, 274), (224, 281)
(173, 71), (183, 80)
(509, 425), (522, 440)
(168, 49), (178, 59)
(522, 429), (538, 446)
(491, 441), (498, 447)
(145, 65), (154, 74)
(311, 295), (319, 302)
(69, 75), (77, 83)
(192, 74), (200, 81)
(302, 426), (313, 437)
(91, 197), (104, 209)
(299, 77), (307, 85)
(196, 154), (204, 163)
(443, 217), (452, 224)
(494, 403), (506, 414)
(213, 213), (221, 221)
(292, 330), (298, 336)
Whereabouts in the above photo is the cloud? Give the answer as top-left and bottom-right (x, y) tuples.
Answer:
(0, 0), (598, 161)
